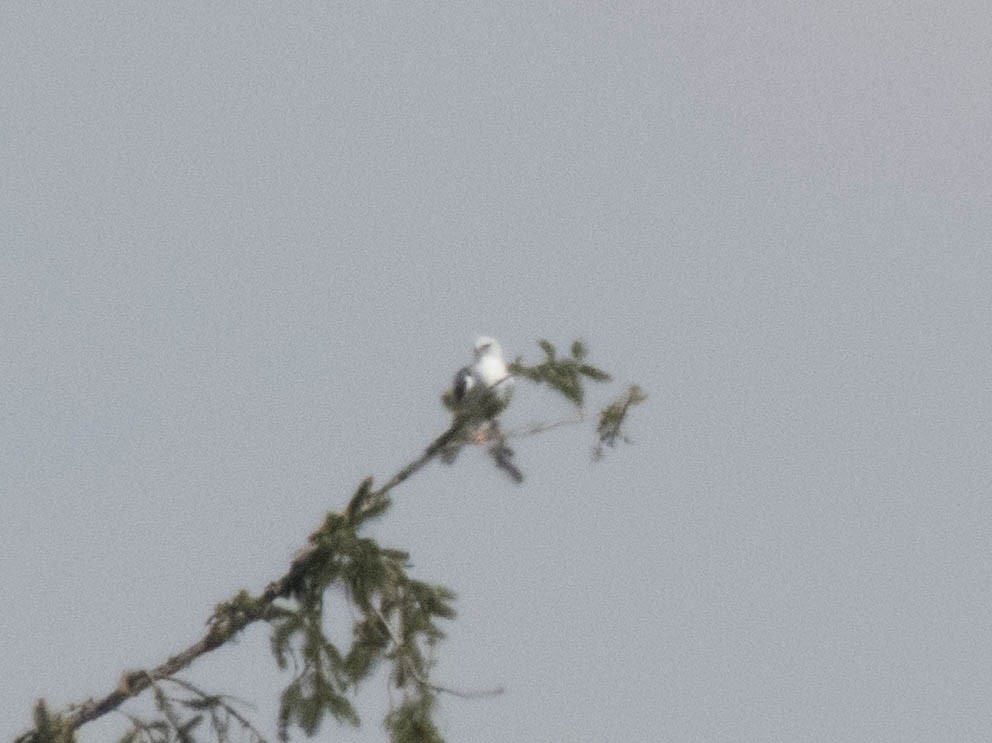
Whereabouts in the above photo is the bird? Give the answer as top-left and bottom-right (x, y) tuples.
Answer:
(442, 336), (523, 483)
(451, 336), (513, 405)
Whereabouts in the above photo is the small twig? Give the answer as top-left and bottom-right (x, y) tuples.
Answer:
(165, 676), (265, 741)
(373, 607), (503, 701)
(114, 710), (152, 743)
(504, 412), (587, 439)
(144, 675), (185, 735)
(427, 681), (505, 701)
(373, 607), (402, 649)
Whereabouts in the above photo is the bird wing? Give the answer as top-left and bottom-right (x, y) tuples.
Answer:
(453, 365), (475, 401)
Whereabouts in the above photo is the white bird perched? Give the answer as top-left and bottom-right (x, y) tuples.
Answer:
(443, 336), (522, 483)
(452, 336), (513, 404)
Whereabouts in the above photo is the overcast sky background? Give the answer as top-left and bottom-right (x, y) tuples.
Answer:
(3, 4), (991, 742)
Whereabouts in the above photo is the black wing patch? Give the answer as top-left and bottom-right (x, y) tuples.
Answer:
(453, 366), (474, 401)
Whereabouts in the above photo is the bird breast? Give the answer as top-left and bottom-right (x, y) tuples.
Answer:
(475, 355), (509, 389)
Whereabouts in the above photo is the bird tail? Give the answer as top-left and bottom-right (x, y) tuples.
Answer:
(488, 440), (524, 484)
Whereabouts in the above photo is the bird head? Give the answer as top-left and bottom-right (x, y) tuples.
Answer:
(473, 336), (503, 360)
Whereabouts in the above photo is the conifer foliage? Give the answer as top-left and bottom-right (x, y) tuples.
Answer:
(16, 339), (643, 743)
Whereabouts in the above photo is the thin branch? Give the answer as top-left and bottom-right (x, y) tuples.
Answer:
(423, 680), (505, 701)
(504, 412), (587, 439)
(373, 608), (504, 701)
(370, 420), (466, 499)
(165, 677), (265, 741)
(115, 711), (155, 743)
(67, 631), (232, 730)
(145, 676), (185, 735)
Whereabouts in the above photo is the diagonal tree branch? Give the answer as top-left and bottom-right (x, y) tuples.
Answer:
(61, 420), (468, 734)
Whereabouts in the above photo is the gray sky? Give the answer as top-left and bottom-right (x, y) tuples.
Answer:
(3, 4), (991, 741)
